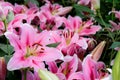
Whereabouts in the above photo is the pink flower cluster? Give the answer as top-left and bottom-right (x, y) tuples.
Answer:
(0, 0), (111, 80)
(109, 11), (120, 32)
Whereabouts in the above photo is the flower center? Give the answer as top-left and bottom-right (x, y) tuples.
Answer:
(52, 10), (58, 15)
(77, 22), (85, 33)
(25, 43), (44, 58)
(62, 63), (71, 77)
(62, 30), (74, 45)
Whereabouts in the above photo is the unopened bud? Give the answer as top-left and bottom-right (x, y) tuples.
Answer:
(91, 41), (106, 61)
(91, 0), (100, 10)
(0, 57), (6, 80)
(55, 6), (73, 16)
(38, 69), (59, 80)
(87, 39), (97, 51)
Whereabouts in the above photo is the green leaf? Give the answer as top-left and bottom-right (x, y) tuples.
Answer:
(112, 51), (120, 80)
(95, 16), (110, 27)
(106, 0), (120, 4)
(0, 49), (7, 57)
(4, 55), (12, 64)
(73, 4), (94, 18)
(6, 10), (14, 23)
(105, 0), (112, 2)
(46, 42), (60, 48)
(0, 43), (14, 55)
(110, 42), (120, 49)
(38, 69), (59, 80)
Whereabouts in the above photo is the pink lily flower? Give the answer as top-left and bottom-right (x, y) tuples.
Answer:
(68, 72), (84, 80)
(47, 41), (108, 80)
(22, 70), (34, 80)
(13, 3), (28, 14)
(8, 11), (42, 33)
(67, 55), (106, 80)
(7, 14), (27, 31)
(39, 8), (66, 30)
(82, 55), (111, 80)
(26, 7), (39, 15)
(61, 30), (88, 49)
(7, 13), (38, 34)
(111, 11), (120, 20)
(72, 41), (106, 80)
(41, 2), (72, 16)
(59, 30), (88, 59)
(57, 55), (79, 78)
(0, 1), (13, 19)
(108, 11), (120, 32)
(61, 43), (86, 60)
(63, 16), (101, 36)
(108, 20), (120, 32)
(5, 23), (63, 71)
(39, 16), (64, 30)
(39, 3), (69, 30)
(48, 54), (82, 80)
(47, 61), (58, 73)
(68, 41), (107, 80)
(37, 30), (62, 45)
(82, 41), (107, 80)
(82, 55), (100, 80)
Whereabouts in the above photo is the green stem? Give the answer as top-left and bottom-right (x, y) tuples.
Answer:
(3, 19), (10, 55)
(111, 0), (115, 20)
(114, 31), (120, 41)
(2, 18), (11, 56)
(24, 69), (27, 80)
(62, 0), (65, 6)
(6, 39), (10, 55)
(109, 49), (116, 67)
(3, 19), (7, 32)
(97, 9), (115, 42)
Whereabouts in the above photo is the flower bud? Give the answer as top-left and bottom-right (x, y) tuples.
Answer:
(55, 6), (73, 16)
(91, 0), (100, 10)
(87, 39), (97, 51)
(91, 41), (106, 61)
(0, 7), (5, 20)
(38, 69), (59, 80)
(112, 51), (120, 80)
(0, 57), (6, 80)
